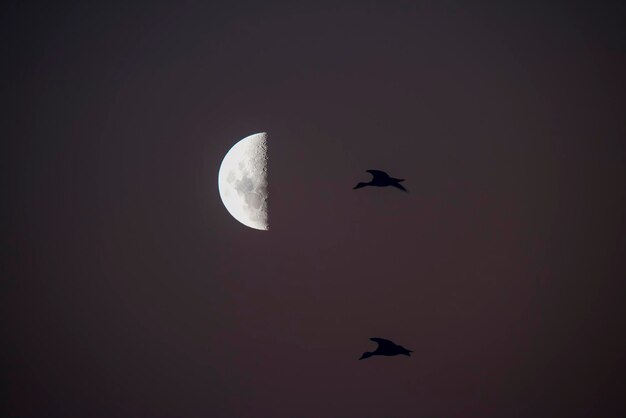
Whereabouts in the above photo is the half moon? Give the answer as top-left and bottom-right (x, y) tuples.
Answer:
(218, 132), (268, 230)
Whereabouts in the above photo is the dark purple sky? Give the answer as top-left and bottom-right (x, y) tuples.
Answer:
(3, 1), (626, 417)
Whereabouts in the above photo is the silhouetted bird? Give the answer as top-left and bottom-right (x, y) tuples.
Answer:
(359, 338), (412, 360)
(353, 170), (407, 192)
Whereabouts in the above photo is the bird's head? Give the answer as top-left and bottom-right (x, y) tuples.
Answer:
(353, 182), (367, 190)
(359, 352), (373, 360)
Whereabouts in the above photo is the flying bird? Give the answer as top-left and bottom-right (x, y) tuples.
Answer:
(359, 338), (413, 360)
(353, 169), (407, 192)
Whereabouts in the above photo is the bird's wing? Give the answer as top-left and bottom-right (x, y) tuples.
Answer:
(391, 182), (408, 192)
(370, 337), (396, 349)
(366, 170), (390, 181)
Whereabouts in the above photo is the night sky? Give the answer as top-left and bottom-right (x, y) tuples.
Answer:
(2, 1), (626, 417)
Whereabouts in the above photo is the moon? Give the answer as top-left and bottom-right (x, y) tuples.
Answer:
(218, 132), (269, 230)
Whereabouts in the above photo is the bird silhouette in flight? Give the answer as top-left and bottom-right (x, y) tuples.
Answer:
(353, 170), (407, 192)
(359, 338), (412, 360)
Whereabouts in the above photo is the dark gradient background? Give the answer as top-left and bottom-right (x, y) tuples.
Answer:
(2, 1), (625, 417)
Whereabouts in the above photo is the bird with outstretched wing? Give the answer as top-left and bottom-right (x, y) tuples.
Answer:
(354, 169), (407, 192)
(359, 337), (412, 359)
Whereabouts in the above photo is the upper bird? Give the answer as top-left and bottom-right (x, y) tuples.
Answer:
(353, 170), (407, 192)
(359, 338), (413, 360)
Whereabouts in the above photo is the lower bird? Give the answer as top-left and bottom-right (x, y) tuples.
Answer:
(353, 169), (407, 192)
(359, 338), (412, 360)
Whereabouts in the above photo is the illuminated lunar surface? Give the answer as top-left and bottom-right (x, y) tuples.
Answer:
(218, 132), (268, 230)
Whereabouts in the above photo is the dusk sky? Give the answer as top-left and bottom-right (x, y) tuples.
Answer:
(2, 1), (626, 417)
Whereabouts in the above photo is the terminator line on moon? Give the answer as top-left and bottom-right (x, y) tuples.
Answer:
(218, 132), (269, 230)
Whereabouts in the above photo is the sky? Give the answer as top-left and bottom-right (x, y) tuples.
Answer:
(2, 1), (626, 417)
